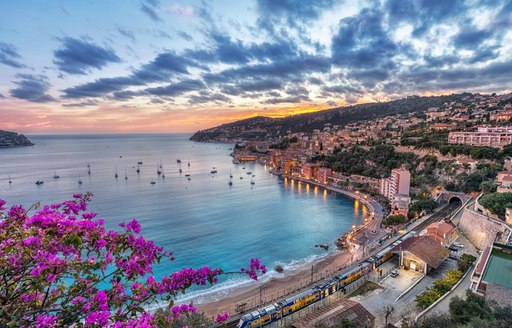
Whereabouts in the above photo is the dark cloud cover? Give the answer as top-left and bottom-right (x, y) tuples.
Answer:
(54, 37), (121, 75)
(38, 0), (512, 106)
(331, 7), (398, 70)
(0, 41), (25, 68)
(10, 74), (55, 102)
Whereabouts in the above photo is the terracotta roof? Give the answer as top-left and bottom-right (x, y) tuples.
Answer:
(291, 299), (374, 328)
(426, 221), (457, 236)
(392, 236), (449, 269)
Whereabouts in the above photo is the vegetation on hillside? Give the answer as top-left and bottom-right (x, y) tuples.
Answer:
(191, 94), (464, 141)
(479, 192), (512, 216)
(324, 144), (419, 178)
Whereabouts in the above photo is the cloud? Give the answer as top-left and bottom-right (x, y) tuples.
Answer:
(53, 37), (121, 75)
(0, 41), (25, 68)
(204, 55), (331, 84)
(256, 0), (335, 30)
(117, 26), (136, 43)
(63, 51), (198, 98)
(166, 3), (194, 16)
(331, 7), (397, 69)
(10, 74), (55, 102)
(263, 95), (310, 104)
(63, 77), (137, 98)
(0, 93), (4, 98)
(177, 31), (193, 41)
(188, 92), (231, 105)
(145, 79), (205, 97)
(140, 1), (163, 22)
(62, 100), (98, 107)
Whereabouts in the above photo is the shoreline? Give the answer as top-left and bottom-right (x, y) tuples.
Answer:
(194, 174), (386, 318)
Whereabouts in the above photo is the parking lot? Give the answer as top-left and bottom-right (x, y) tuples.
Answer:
(351, 254), (462, 327)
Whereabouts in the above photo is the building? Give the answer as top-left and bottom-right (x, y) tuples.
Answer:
(470, 243), (512, 306)
(490, 111), (512, 122)
(380, 168), (411, 199)
(497, 170), (512, 193)
(430, 123), (456, 131)
(291, 299), (375, 328)
(390, 194), (411, 217)
(301, 163), (322, 180)
(455, 158), (478, 173)
(317, 167), (332, 184)
(423, 221), (458, 246)
(392, 236), (449, 274)
(448, 126), (512, 148)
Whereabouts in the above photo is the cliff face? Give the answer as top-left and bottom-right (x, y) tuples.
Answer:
(190, 93), (463, 142)
(0, 130), (34, 148)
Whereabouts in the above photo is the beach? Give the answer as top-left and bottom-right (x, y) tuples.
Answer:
(196, 248), (355, 317)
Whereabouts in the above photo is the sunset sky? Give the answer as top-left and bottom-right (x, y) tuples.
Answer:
(1, 0), (511, 133)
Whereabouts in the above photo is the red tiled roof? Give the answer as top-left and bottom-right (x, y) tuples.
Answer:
(426, 221), (456, 236)
(392, 235), (449, 269)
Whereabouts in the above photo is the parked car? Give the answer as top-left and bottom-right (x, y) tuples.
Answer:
(390, 269), (399, 277)
(453, 242), (464, 248)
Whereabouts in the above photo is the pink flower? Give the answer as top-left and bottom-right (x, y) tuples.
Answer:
(215, 312), (230, 324)
(126, 219), (141, 234)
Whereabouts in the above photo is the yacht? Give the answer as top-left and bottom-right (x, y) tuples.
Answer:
(53, 170), (60, 179)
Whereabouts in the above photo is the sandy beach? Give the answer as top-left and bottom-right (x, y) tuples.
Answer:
(196, 249), (355, 317)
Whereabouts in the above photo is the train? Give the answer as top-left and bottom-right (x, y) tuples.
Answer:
(237, 231), (416, 327)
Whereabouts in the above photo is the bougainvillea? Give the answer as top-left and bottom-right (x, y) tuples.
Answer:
(0, 194), (266, 327)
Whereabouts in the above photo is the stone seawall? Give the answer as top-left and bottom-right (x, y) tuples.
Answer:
(458, 208), (510, 249)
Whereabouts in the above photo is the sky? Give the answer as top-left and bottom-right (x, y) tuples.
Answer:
(0, 0), (511, 133)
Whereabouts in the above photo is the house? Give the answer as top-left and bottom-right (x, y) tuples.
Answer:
(390, 194), (411, 217)
(392, 236), (449, 274)
(497, 171), (512, 193)
(423, 221), (458, 246)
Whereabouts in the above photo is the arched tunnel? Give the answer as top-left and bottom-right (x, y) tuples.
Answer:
(448, 196), (463, 205)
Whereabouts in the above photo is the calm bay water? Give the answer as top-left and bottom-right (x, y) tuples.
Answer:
(0, 134), (366, 302)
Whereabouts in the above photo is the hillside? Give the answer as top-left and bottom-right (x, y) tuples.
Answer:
(190, 94), (464, 142)
(0, 130), (34, 148)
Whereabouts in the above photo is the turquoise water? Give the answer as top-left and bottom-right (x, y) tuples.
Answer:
(0, 134), (366, 302)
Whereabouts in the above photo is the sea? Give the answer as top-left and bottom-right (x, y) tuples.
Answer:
(0, 134), (366, 304)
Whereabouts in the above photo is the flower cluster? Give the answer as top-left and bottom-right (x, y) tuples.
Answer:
(240, 258), (267, 280)
(215, 312), (230, 324)
(0, 194), (265, 327)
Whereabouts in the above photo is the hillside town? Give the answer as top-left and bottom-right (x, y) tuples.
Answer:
(224, 92), (512, 326)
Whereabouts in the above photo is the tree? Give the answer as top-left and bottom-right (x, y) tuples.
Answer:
(415, 288), (442, 309)
(479, 192), (512, 216)
(0, 195), (266, 327)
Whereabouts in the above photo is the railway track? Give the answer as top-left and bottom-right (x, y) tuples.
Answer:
(412, 201), (462, 233)
(221, 201), (463, 328)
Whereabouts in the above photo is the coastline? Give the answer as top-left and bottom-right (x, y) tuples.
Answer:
(194, 174), (386, 318)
